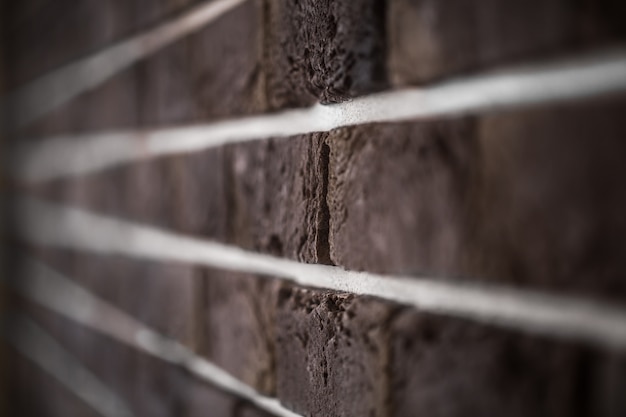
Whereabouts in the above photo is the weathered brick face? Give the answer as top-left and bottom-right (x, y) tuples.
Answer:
(226, 135), (331, 263)
(326, 120), (477, 275)
(275, 286), (396, 417)
(389, 310), (626, 417)
(8, 0), (626, 416)
(388, 0), (626, 85)
(265, 0), (387, 108)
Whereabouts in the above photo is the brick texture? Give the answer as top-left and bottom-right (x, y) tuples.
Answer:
(265, 0), (387, 109)
(9, 0), (626, 416)
(388, 0), (626, 85)
(327, 121), (477, 276)
(30, 248), (200, 349)
(390, 309), (626, 417)
(275, 286), (397, 417)
(14, 301), (275, 417)
(467, 96), (626, 302)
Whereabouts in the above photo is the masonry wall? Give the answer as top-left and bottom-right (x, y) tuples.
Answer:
(5, 0), (626, 416)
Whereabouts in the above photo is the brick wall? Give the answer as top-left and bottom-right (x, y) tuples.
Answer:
(5, 0), (626, 416)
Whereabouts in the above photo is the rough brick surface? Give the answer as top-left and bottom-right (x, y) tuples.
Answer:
(23, 68), (141, 137)
(327, 121), (477, 275)
(265, 0), (387, 109)
(226, 135), (331, 263)
(275, 285), (397, 417)
(390, 309), (626, 417)
(388, 0), (626, 85)
(10, 0), (626, 416)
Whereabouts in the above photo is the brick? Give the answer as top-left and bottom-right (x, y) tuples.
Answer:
(5, 0), (203, 88)
(226, 135), (331, 263)
(170, 149), (230, 237)
(18, 302), (275, 417)
(138, 0), (266, 126)
(200, 270), (278, 395)
(31, 248), (200, 349)
(10, 349), (101, 417)
(197, 134), (333, 395)
(467, 96), (626, 301)
(186, 381), (238, 417)
(238, 406), (275, 417)
(326, 96), (626, 302)
(23, 67), (141, 137)
(265, 0), (387, 109)
(388, 0), (626, 85)
(390, 309), (626, 417)
(275, 285), (397, 417)
(20, 0), (264, 137)
(327, 121), (477, 275)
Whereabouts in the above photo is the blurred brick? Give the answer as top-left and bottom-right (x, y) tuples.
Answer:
(325, 96), (626, 302)
(467, 96), (626, 302)
(265, 0), (387, 109)
(19, 302), (276, 417)
(31, 249), (200, 349)
(20, 0), (264, 137)
(6, 0), (207, 88)
(390, 309), (626, 417)
(23, 67), (141, 137)
(197, 134), (333, 395)
(388, 0), (626, 85)
(138, 0), (266, 126)
(200, 270), (277, 395)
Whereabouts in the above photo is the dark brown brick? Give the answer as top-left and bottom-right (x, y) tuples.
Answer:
(31, 248), (200, 349)
(198, 135), (333, 395)
(467, 96), (626, 302)
(265, 0), (387, 109)
(226, 135), (330, 263)
(185, 380), (238, 417)
(5, 0), (204, 88)
(23, 67), (141, 137)
(138, 0), (266, 126)
(390, 309), (626, 417)
(200, 270), (277, 395)
(10, 349), (101, 417)
(238, 406), (275, 417)
(327, 121), (477, 275)
(275, 285), (397, 417)
(20, 0), (264, 138)
(388, 0), (626, 85)
(18, 302), (277, 417)
(326, 96), (626, 302)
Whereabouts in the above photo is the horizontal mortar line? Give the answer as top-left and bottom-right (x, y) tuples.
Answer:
(12, 257), (303, 417)
(0, 0), (247, 130)
(9, 47), (626, 183)
(4, 315), (135, 417)
(15, 195), (626, 351)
